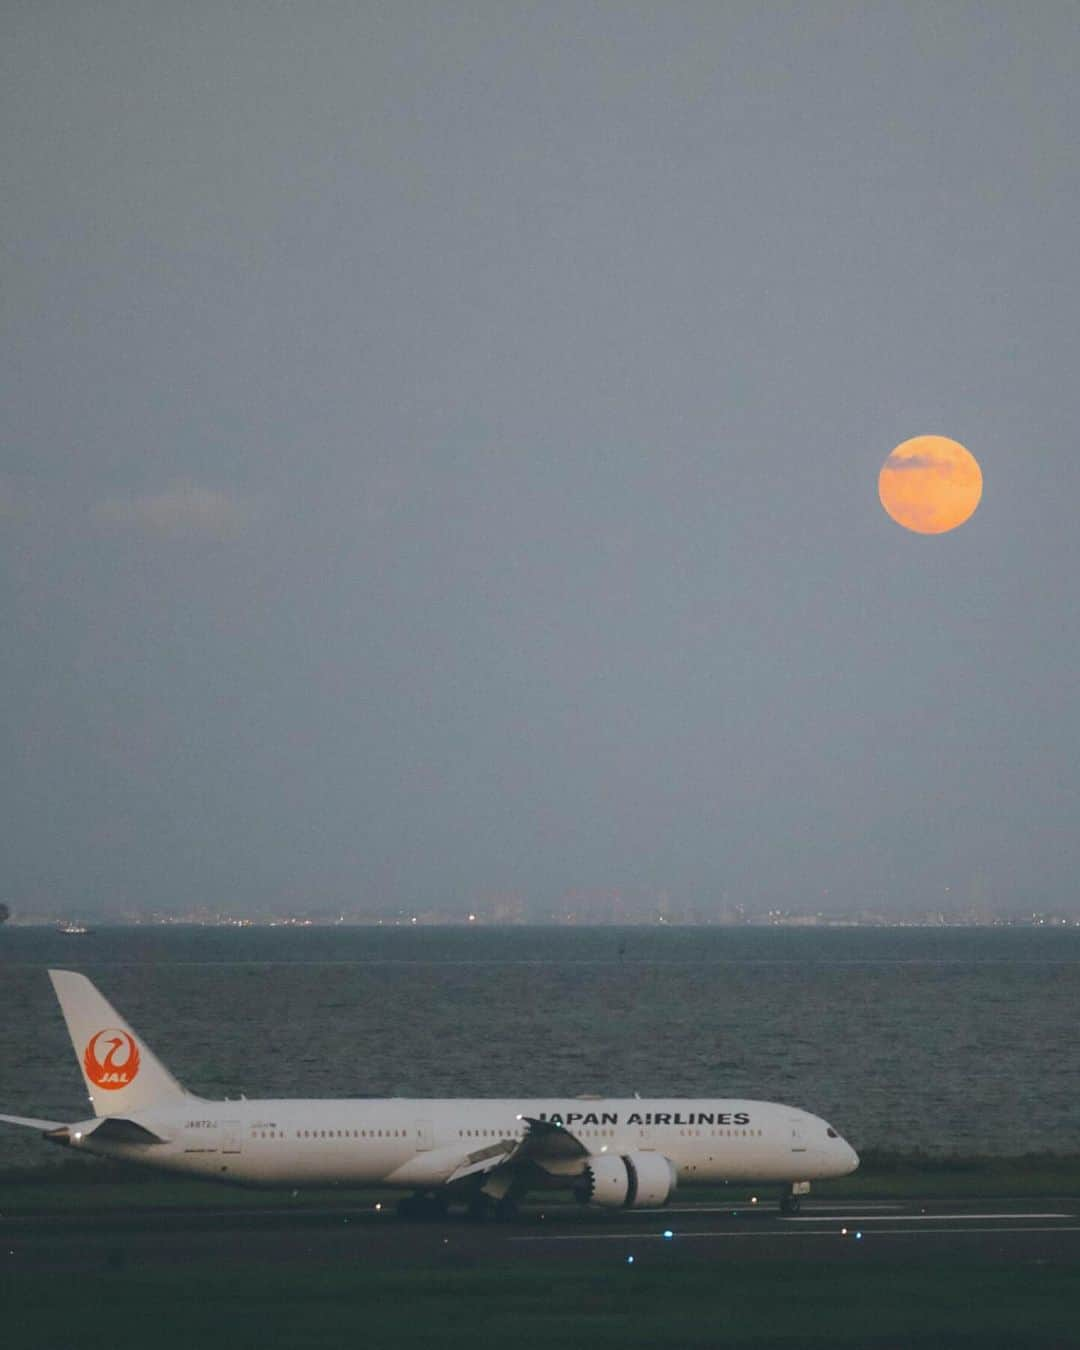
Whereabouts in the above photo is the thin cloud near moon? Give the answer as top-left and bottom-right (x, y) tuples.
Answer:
(93, 482), (258, 538)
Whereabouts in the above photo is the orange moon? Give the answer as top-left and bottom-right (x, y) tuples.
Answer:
(878, 435), (983, 534)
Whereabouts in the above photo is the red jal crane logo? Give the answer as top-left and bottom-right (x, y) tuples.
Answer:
(83, 1029), (141, 1090)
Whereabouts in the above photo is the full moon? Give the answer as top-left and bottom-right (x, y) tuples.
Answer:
(878, 435), (983, 534)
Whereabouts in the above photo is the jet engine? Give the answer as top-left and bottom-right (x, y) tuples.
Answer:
(575, 1152), (677, 1209)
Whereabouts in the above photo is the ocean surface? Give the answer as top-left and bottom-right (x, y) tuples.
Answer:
(1, 925), (1077, 1170)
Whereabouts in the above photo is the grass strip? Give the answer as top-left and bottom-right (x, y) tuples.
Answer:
(3, 1257), (1077, 1349)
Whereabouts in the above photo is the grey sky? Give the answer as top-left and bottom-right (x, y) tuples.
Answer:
(4, 3), (1079, 918)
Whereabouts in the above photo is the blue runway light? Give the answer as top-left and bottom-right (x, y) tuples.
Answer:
(855, 1231), (863, 1240)
(662, 1229), (674, 1240)
(626, 1255), (635, 1264)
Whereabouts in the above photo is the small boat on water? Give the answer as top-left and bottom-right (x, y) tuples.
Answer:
(57, 922), (93, 936)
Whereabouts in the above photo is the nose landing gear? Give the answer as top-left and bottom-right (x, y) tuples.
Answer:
(779, 1181), (810, 1216)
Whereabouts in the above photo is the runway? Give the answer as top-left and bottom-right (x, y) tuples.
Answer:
(4, 1195), (1079, 1272)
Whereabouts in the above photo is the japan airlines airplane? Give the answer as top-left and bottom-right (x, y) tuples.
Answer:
(1, 970), (858, 1218)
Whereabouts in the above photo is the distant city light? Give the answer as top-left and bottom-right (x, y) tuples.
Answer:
(14, 902), (1080, 928)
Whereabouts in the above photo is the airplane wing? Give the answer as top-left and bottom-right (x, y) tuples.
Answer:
(446, 1116), (588, 1185)
(0, 1113), (65, 1132)
(512, 1116), (590, 1162)
(446, 1138), (516, 1184)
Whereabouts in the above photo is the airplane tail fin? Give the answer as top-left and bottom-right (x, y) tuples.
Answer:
(48, 970), (189, 1117)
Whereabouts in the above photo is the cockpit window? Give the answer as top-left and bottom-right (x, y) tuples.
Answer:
(826, 1128), (838, 1138)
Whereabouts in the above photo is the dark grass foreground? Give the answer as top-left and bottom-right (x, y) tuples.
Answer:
(2, 1258), (1077, 1349)
(3, 1154), (1078, 1347)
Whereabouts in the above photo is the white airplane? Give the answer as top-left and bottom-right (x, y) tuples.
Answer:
(1, 970), (858, 1218)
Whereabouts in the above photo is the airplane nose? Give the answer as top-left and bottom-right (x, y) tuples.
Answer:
(843, 1142), (860, 1174)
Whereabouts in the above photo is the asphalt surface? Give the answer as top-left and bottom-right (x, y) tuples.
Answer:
(3, 1196), (1079, 1271)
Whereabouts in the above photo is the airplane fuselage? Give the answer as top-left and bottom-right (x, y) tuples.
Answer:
(63, 1095), (857, 1189)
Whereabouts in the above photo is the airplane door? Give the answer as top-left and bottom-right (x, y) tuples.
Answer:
(415, 1120), (433, 1151)
(222, 1121), (243, 1154)
(789, 1119), (807, 1153)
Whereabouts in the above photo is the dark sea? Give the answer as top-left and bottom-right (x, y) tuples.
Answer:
(1, 926), (1077, 1170)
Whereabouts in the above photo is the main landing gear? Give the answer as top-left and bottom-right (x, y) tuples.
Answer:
(396, 1192), (448, 1221)
(396, 1189), (524, 1222)
(465, 1192), (520, 1223)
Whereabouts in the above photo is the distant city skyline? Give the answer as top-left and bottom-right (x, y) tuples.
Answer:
(8, 894), (1079, 932)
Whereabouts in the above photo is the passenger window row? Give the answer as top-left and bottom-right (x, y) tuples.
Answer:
(458, 1128), (524, 1138)
(250, 1124), (763, 1142)
(680, 1128), (763, 1138)
(260, 1128), (410, 1139)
